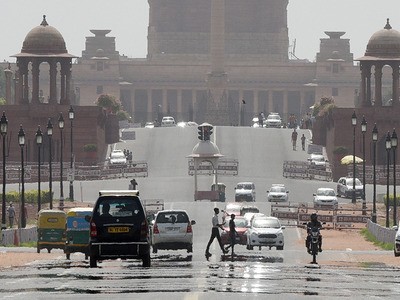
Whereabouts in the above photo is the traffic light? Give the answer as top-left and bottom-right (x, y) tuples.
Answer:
(198, 126), (204, 140)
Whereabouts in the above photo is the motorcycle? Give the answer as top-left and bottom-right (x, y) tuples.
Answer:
(307, 226), (321, 264)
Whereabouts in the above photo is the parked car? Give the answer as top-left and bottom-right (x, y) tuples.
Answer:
(337, 177), (364, 198)
(109, 149), (127, 165)
(246, 216), (285, 250)
(144, 122), (155, 128)
(151, 210), (195, 253)
(313, 187), (338, 208)
(161, 116), (176, 127)
(221, 216), (248, 246)
(267, 184), (289, 202)
(308, 153), (328, 170)
(240, 205), (260, 216)
(394, 224), (400, 257)
(265, 113), (282, 128)
(88, 190), (151, 268)
(234, 182), (256, 202)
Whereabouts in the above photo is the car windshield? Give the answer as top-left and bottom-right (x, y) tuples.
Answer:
(347, 178), (362, 185)
(111, 152), (125, 159)
(95, 197), (143, 218)
(253, 218), (281, 229)
(317, 189), (335, 196)
(234, 218), (247, 228)
(237, 184), (252, 189)
(241, 207), (259, 214)
(271, 186), (285, 193)
(156, 212), (189, 223)
(312, 156), (324, 162)
(268, 115), (280, 120)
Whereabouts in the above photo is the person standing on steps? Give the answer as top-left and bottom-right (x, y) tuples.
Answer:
(301, 134), (306, 151)
(205, 208), (229, 257)
(291, 128), (298, 150)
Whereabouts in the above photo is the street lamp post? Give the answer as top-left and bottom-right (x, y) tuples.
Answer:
(391, 129), (398, 227)
(18, 125), (26, 228)
(35, 126), (43, 212)
(68, 106), (74, 201)
(47, 119), (53, 209)
(351, 111), (357, 204)
(0, 112), (8, 229)
(361, 116), (367, 215)
(386, 132), (392, 228)
(58, 113), (64, 210)
(372, 124), (378, 223)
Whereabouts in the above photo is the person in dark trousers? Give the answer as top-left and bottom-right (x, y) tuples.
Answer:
(224, 214), (238, 256)
(291, 129), (298, 150)
(205, 208), (229, 257)
(305, 213), (323, 253)
(301, 134), (306, 151)
(130, 179), (138, 190)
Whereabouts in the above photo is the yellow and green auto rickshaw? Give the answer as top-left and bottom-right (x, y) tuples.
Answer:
(37, 209), (67, 253)
(65, 207), (93, 260)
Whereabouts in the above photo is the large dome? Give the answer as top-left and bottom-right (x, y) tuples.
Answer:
(365, 19), (400, 58)
(21, 15), (67, 55)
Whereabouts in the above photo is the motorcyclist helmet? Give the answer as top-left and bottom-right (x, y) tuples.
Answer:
(310, 213), (318, 222)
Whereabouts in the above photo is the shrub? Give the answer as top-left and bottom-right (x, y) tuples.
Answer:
(83, 144), (97, 152)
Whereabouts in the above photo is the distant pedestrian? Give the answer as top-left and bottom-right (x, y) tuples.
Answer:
(205, 208), (228, 257)
(129, 178), (138, 190)
(301, 134), (306, 151)
(7, 203), (15, 228)
(224, 214), (238, 256)
(291, 129), (298, 150)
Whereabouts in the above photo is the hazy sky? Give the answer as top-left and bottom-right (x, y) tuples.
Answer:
(1, 0), (399, 63)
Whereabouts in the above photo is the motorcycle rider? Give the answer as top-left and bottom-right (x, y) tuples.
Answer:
(305, 213), (323, 253)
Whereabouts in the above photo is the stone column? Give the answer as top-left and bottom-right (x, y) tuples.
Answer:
(366, 64), (372, 106)
(177, 89), (182, 120)
(283, 90), (288, 121)
(162, 89), (167, 113)
(360, 63), (366, 107)
(4, 64), (13, 104)
(392, 63), (399, 107)
(49, 60), (57, 104)
(374, 63), (383, 107)
(147, 89), (153, 121)
(31, 59), (40, 104)
(60, 62), (66, 104)
(65, 60), (72, 105)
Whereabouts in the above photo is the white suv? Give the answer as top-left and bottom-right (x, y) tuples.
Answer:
(161, 116), (176, 127)
(234, 182), (256, 202)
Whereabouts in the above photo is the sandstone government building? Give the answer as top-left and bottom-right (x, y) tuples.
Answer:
(1, 0), (394, 126)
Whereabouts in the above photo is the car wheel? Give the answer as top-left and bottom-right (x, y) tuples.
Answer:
(152, 246), (158, 254)
(66, 253), (70, 260)
(142, 254), (151, 267)
(395, 250), (400, 257)
(187, 245), (193, 253)
(47, 248), (51, 253)
(89, 256), (97, 268)
(85, 254), (89, 260)
(37, 246), (40, 253)
(277, 246), (284, 250)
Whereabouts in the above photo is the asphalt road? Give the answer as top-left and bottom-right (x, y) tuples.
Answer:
(1, 126), (396, 299)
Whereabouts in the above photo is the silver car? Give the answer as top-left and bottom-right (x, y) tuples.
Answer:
(267, 184), (289, 202)
(337, 177), (364, 198)
(151, 210), (195, 253)
(246, 216), (285, 250)
(313, 188), (338, 208)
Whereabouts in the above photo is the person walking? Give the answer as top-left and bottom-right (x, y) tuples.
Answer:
(301, 134), (306, 151)
(205, 208), (228, 257)
(291, 129), (298, 150)
(7, 203), (16, 228)
(129, 178), (138, 190)
(224, 214), (238, 256)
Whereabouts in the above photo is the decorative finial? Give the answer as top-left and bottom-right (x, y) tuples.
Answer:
(384, 18), (392, 30)
(40, 15), (48, 26)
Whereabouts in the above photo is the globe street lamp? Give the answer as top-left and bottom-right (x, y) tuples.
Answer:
(68, 106), (74, 201)
(35, 126), (43, 212)
(392, 129), (398, 226)
(18, 125), (26, 228)
(361, 116), (367, 215)
(47, 119), (53, 209)
(0, 112), (8, 229)
(372, 124), (378, 223)
(386, 131), (392, 228)
(58, 113), (64, 210)
(351, 111), (357, 204)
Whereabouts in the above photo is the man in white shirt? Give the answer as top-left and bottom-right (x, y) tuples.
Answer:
(205, 208), (229, 257)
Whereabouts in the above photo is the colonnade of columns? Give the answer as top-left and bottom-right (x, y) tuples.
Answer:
(359, 62), (400, 107)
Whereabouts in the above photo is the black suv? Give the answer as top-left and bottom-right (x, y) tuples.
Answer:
(88, 190), (151, 267)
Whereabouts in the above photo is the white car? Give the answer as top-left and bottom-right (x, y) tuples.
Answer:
(234, 182), (256, 202)
(267, 184), (289, 202)
(337, 177), (364, 199)
(151, 210), (195, 253)
(109, 150), (127, 165)
(161, 116), (176, 127)
(246, 216), (285, 250)
(308, 153), (328, 170)
(394, 224), (400, 257)
(265, 113), (282, 128)
(313, 187), (338, 208)
(144, 122), (155, 128)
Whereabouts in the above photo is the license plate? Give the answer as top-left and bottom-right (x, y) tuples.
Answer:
(108, 227), (129, 233)
(165, 227), (180, 231)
